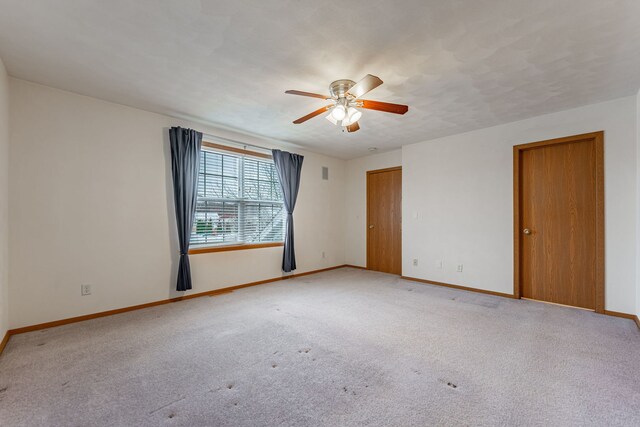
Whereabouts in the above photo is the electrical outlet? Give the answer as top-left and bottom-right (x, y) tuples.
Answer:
(81, 284), (92, 296)
(412, 259), (418, 266)
(457, 264), (463, 272)
(322, 251), (326, 259)
(436, 260), (443, 269)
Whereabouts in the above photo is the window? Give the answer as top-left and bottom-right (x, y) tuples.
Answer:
(191, 144), (285, 249)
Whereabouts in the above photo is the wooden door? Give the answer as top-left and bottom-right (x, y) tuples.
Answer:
(514, 132), (604, 312)
(367, 167), (402, 274)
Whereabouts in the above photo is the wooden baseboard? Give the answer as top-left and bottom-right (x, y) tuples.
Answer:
(604, 309), (640, 327)
(0, 330), (9, 355)
(6, 264), (349, 338)
(604, 311), (640, 330)
(343, 264), (367, 270)
(401, 275), (516, 299)
(603, 310), (636, 319)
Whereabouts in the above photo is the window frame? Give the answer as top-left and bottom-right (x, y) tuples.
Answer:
(188, 141), (285, 255)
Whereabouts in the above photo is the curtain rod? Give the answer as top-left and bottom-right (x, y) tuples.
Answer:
(201, 132), (273, 153)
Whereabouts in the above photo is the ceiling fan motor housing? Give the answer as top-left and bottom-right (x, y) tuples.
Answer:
(329, 79), (356, 99)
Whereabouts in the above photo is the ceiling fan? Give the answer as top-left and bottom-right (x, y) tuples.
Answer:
(285, 74), (408, 133)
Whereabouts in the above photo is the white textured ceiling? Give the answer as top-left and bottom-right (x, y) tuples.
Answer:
(0, 0), (639, 159)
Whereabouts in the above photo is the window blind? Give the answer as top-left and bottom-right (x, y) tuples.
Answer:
(191, 147), (285, 247)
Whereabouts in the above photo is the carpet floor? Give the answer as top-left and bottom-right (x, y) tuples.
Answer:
(0, 267), (639, 426)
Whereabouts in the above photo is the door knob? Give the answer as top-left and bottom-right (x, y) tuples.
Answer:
(523, 228), (531, 235)
(369, 225), (374, 229)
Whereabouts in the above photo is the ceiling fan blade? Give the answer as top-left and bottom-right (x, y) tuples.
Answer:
(360, 99), (409, 115)
(285, 90), (331, 100)
(293, 105), (332, 124)
(347, 74), (383, 98)
(346, 122), (360, 133)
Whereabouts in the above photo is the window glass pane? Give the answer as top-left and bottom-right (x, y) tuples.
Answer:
(273, 181), (282, 200)
(241, 202), (285, 243)
(223, 155), (238, 177)
(222, 177), (239, 198)
(217, 201), (239, 242)
(257, 162), (270, 180)
(258, 181), (272, 200)
(204, 152), (223, 175)
(243, 178), (259, 200)
(197, 176), (205, 197)
(244, 159), (258, 180)
(204, 175), (222, 198)
(198, 152), (205, 173)
(242, 203), (259, 243)
(192, 201), (239, 245)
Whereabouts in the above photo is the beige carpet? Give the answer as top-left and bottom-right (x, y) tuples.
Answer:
(0, 267), (638, 426)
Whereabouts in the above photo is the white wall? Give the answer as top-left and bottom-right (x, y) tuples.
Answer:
(403, 96), (637, 314)
(344, 149), (402, 267)
(8, 78), (346, 329)
(0, 57), (9, 338)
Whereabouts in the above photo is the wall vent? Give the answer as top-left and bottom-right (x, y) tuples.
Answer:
(322, 166), (329, 180)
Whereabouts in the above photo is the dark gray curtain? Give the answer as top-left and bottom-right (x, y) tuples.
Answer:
(272, 149), (304, 272)
(170, 127), (202, 291)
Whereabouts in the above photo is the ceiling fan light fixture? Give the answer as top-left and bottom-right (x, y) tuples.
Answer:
(325, 112), (338, 125)
(331, 104), (346, 121)
(342, 107), (362, 126)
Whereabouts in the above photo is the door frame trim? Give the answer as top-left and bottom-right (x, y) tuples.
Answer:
(366, 166), (402, 272)
(513, 131), (604, 313)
